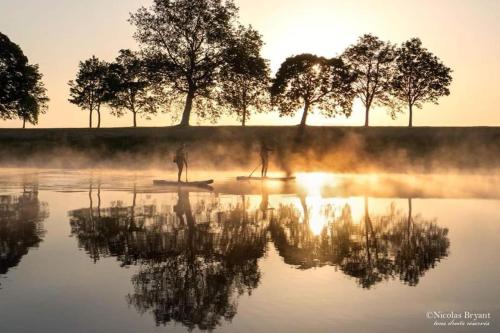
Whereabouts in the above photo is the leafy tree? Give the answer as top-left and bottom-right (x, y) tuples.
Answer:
(219, 25), (270, 126)
(68, 56), (109, 128)
(271, 54), (355, 129)
(391, 38), (453, 127)
(0, 32), (49, 128)
(130, 0), (240, 126)
(342, 34), (396, 127)
(107, 49), (164, 127)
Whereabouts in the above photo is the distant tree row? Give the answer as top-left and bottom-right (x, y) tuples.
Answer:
(67, 0), (448, 128)
(0, 32), (48, 128)
(2, 0), (453, 129)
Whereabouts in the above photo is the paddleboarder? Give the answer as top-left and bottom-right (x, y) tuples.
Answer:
(173, 143), (188, 182)
(260, 143), (273, 178)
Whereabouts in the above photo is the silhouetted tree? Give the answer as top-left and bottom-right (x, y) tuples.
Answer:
(107, 50), (165, 127)
(0, 32), (49, 128)
(342, 34), (396, 127)
(271, 54), (355, 129)
(391, 38), (453, 127)
(130, 0), (241, 126)
(219, 25), (271, 126)
(68, 56), (110, 128)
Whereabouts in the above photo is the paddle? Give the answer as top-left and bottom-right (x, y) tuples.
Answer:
(248, 162), (262, 178)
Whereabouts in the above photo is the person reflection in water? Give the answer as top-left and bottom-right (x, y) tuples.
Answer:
(173, 189), (194, 226)
(260, 142), (273, 178)
(173, 143), (188, 182)
(259, 188), (270, 219)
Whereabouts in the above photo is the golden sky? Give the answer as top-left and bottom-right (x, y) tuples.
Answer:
(0, 0), (499, 128)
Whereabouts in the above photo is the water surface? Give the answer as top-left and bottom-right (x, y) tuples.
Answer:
(0, 169), (499, 333)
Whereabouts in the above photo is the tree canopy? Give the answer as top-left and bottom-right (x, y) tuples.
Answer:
(68, 56), (110, 128)
(271, 54), (355, 128)
(219, 25), (271, 126)
(106, 49), (166, 127)
(342, 34), (396, 127)
(130, 0), (240, 126)
(0, 32), (48, 128)
(391, 38), (453, 127)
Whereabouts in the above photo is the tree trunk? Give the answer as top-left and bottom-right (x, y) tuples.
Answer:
(364, 105), (370, 127)
(133, 111), (137, 128)
(242, 107), (247, 126)
(180, 90), (195, 127)
(22, 117), (26, 129)
(407, 197), (412, 239)
(97, 105), (101, 128)
(300, 102), (310, 128)
(408, 103), (413, 127)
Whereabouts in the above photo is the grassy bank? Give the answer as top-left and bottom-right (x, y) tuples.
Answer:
(0, 126), (499, 172)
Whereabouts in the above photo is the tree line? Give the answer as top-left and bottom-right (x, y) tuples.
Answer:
(1, 0), (453, 128)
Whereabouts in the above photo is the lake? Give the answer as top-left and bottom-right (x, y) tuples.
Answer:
(0, 169), (499, 333)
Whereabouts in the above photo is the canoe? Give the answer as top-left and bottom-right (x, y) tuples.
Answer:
(236, 176), (296, 182)
(153, 179), (214, 187)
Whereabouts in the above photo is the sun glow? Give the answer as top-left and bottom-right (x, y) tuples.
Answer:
(295, 173), (334, 235)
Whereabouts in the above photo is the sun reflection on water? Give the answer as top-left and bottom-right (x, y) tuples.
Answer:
(294, 173), (368, 235)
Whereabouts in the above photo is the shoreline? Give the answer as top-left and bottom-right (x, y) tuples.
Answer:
(0, 126), (499, 172)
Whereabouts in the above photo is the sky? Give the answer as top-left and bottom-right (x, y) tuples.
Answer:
(0, 0), (499, 128)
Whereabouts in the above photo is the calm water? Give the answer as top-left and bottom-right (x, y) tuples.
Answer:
(0, 169), (499, 333)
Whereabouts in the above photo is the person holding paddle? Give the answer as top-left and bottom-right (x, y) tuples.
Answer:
(260, 142), (273, 178)
(173, 143), (188, 182)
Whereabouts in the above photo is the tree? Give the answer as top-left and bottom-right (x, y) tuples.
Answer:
(107, 50), (164, 127)
(130, 0), (240, 126)
(391, 38), (452, 127)
(68, 56), (109, 128)
(0, 32), (49, 128)
(271, 54), (355, 129)
(219, 25), (270, 126)
(342, 34), (396, 127)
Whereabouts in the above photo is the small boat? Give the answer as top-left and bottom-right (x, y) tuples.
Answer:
(236, 176), (296, 182)
(153, 179), (214, 187)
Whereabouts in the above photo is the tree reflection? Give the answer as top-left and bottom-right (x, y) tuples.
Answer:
(69, 187), (451, 328)
(69, 188), (269, 331)
(270, 197), (449, 288)
(0, 186), (48, 276)
(388, 198), (450, 286)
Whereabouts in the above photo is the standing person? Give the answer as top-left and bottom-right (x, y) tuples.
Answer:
(173, 143), (188, 182)
(260, 143), (273, 178)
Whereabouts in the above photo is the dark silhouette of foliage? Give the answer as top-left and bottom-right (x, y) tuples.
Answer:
(270, 197), (449, 288)
(68, 56), (110, 128)
(391, 38), (453, 127)
(271, 54), (355, 128)
(130, 0), (241, 126)
(0, 32), (49, 128)
(69, 190), (268, 331)
(106, 49), (166, 127)
(0, 188), (48, 276)
(219, 25), (271, 126)
(342, 34), (396, 127)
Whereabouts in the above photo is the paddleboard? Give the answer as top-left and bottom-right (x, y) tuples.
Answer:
(153, 179), (214, 187)
(236, 176), (296, 182)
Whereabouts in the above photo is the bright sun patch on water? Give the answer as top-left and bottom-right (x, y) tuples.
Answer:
(295, 173), (337, 235)
(296, 172), (337, 195)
